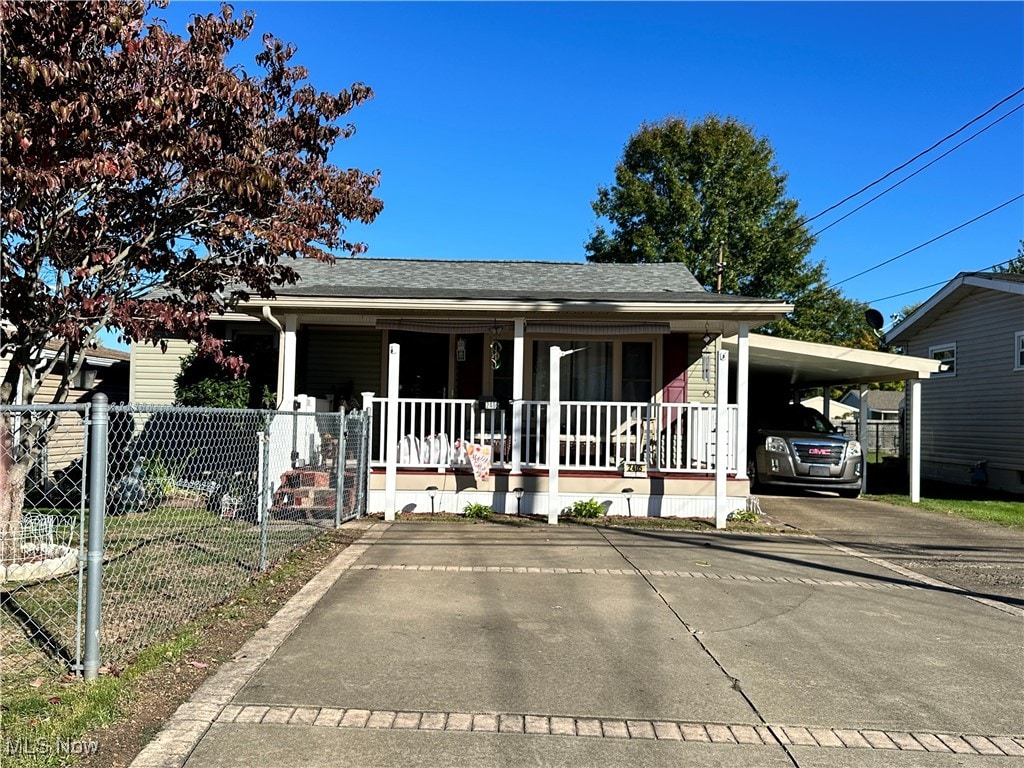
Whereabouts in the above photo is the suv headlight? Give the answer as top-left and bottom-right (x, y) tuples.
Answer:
(847, 441), (862, 459)
(765, 436), (789, 454)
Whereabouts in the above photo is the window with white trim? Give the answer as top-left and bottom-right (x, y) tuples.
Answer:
(1015, 331), (1024, 371)
(929, 343), (956, 377)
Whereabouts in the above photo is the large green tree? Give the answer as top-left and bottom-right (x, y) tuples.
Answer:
(585, 116), (870, 345)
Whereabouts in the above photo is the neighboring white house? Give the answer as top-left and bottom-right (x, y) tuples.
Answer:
(839, 389), (903, 421)
(885, 271), (1024, 495)
(800, 396), (858, 424)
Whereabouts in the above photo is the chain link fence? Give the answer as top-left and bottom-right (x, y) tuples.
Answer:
(837, 418), (903, 461)
(1, 405), (90, 680)
(1, 400), (370, 680)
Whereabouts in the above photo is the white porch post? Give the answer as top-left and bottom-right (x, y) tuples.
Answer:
(909, 378), (922, 503)
(279, 314), (298, 409)
(735, 321), (749, 480)
(547, 346), (562, 525)
(859, 384), (869, 495)
(510, 318), (525, 475)
(384, 344), (400, 520)
(714, 349), (730, 529)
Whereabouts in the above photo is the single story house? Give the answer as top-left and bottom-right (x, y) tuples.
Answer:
(130, 258), (942, 520)
(884, 271), (1024, 495)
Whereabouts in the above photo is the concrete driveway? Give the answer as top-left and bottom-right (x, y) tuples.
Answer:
(132, 512), (1024, 768)
(757, 492), (1024, 604)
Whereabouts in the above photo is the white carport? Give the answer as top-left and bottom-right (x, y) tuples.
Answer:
(720, 333), (942, 502)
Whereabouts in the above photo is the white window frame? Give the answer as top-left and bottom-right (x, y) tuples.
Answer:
(1015, 331), (1024, 371)
(929, 342), (956, 377)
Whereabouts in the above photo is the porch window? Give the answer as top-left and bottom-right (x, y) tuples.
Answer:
(532, 341), (612, 401)
(929, 343), (956, 377)
(1015, 331), (1024, 371)
(622, 342), (653, 402)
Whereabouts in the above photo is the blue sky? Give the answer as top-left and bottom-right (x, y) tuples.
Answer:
(158, 1), (1023, 331)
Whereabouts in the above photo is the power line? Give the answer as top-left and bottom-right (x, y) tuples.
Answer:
(833, 194), (1024, 287)
(812, 104), (1023, 237)
(867, 257), (1020, 303)
(804, 86), (1024, 225)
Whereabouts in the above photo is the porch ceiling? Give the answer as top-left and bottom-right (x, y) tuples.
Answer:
(720, 333), (942, 387)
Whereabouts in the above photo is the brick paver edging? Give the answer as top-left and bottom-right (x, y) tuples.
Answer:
(350, 563), (923, 592)
(127, 521), (392, 768)
(212, 704), (1024, 757)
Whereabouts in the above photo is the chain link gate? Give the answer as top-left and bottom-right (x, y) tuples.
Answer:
(1, 399), (372, 679)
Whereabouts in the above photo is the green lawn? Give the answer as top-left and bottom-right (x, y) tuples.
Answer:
(866, 492), (1024, 530)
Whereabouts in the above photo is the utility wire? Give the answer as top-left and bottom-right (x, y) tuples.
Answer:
(805, 86), (1024, 225)
(867, 257), (1020, 303)
(812, 104), (1023, 237)
(833, 194), (1024, 287)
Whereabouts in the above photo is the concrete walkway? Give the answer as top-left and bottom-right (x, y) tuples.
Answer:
(131, 512), (1024, 768)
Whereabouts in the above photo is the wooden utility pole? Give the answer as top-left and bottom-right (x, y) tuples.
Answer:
(715, 241), (727, 293)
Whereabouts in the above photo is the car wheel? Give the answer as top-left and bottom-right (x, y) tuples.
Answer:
(747, 460), (762, 492)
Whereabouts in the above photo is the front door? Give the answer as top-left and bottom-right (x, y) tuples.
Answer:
(391, 331), (450, 398)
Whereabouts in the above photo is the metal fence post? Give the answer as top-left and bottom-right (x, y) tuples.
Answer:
(358, 409), (370, 518)
(334, 412), (346, 527)
(259, 417), (271, 572)
(83, 393), (108, 681)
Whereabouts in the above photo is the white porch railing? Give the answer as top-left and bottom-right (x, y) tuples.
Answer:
(366, 397), (739, 474)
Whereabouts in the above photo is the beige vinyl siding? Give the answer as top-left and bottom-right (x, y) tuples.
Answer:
(130, 339), (194, 404)
(904, 288), (1024, 491)
(687, 336), (717, 404)
(299, 327), (382, 404)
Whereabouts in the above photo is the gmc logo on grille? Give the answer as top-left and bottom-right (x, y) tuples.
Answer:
(807, 447), (831, 456)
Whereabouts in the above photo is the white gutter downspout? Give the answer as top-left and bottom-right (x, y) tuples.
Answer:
(261, 306), (286, 409)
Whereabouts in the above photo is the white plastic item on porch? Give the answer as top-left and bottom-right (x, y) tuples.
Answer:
(398, 434), (421, 464)
(422, 433), (451, 465)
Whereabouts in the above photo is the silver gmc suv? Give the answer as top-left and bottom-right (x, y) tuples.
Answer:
(750, 404), (862, 498)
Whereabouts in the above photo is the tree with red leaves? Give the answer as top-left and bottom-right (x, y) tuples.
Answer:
(0, 1), (381, 545)
(1, 0), (382, 406)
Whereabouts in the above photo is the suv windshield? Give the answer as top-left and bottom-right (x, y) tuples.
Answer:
(759, 405), (834, 434)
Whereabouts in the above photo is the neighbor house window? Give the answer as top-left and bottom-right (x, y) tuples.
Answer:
(929, 343), (956, 377)
(1015, 331), (1024, 371)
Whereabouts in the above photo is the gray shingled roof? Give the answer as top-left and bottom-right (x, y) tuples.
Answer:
(269, 257), (769, 303)
(862, 390), (904, 412)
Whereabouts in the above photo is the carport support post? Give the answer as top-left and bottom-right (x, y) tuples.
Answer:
(909, 378), (922, 503)
(859, 384), (869, 495)
(735, 322), (749, 479)
(547, 346), (562, 525)
(714, 350), (729, 529)
(385, 344), (400, 520)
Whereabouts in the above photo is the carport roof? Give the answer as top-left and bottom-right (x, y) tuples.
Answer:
(720, 333), (942, 386)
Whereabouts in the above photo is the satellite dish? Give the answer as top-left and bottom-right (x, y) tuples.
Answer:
(864, 308), (884, 331)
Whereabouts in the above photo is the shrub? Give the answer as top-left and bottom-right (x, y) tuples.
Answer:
(463, 502), (492, 519)
(727, 509), (760, 524)
(565, 498), (605, 518)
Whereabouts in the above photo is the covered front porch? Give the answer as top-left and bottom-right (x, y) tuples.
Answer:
(353, 329), (752, 526)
